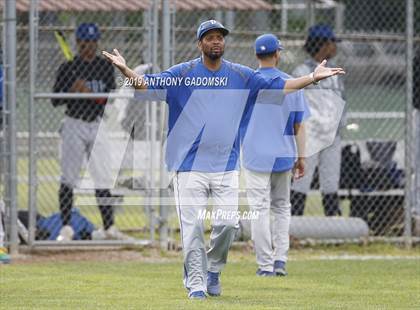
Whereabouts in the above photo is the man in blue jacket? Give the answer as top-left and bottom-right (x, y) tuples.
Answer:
(103, 20), (344, 299)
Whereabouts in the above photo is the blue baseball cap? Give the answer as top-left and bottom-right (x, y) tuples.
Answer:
(307, 24), (340, 42)
(76, 23), (101, 41)
(255, 34), (283, 55)
(196, 19), (229, 41)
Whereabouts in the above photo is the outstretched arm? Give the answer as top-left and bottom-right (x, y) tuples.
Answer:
(284, 60), (345, 93)
(102, 49), (148, 90)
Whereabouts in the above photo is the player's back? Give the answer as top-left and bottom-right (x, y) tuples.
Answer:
(242, 67), (309, 173)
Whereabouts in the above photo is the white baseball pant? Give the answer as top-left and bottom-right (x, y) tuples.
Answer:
(244, 169), (291, 272)
(292, 135), (341, 194)
(173, 171), (239, 293)
(59, 116), (113, 188)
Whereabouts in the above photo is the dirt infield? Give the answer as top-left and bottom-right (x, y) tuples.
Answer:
(7, 242), (420, 265)
(10, 248), (182, 265)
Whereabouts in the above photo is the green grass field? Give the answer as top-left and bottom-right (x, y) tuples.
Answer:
(1, 248), (419, 309)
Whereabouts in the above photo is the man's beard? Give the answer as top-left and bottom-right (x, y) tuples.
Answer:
(204, 49), (224, 60)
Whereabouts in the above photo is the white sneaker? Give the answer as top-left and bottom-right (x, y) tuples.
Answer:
(91, 228), (107, 240)
(105, 226), (135, 241)
(56, 225), (74, 242)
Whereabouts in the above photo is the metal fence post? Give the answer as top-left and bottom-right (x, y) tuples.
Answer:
(335, 3), (345, 34)
(404, 0), (414, 248)
(28, 0), (39, 248)
(159, 0), (171, 250)
(3, 0), (18, 255)
(148, 0), (160, 243)
(306, 0), (315, 29)
(281, 0), (288, 34)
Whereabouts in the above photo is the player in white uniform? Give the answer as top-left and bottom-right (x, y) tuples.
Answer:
(243, 34), (309, 276)
(291, 25), (346, 217)
(52, 23), (131, 241)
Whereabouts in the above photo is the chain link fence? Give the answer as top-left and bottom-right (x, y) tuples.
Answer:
(173, 0), (418, 242)
(2, 1), (167, 247)
(1, 0), (419, 251)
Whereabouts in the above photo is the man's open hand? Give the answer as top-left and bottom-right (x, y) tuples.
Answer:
(102, 49), (127, 71)
(313, 60), (345, 82)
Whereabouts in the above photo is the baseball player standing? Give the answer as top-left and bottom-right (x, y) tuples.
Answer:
(52, 23), (131, 241)
(103, 20), (344, 299)
(242, 34), (309, 276)
(291, 25), (346, 217)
